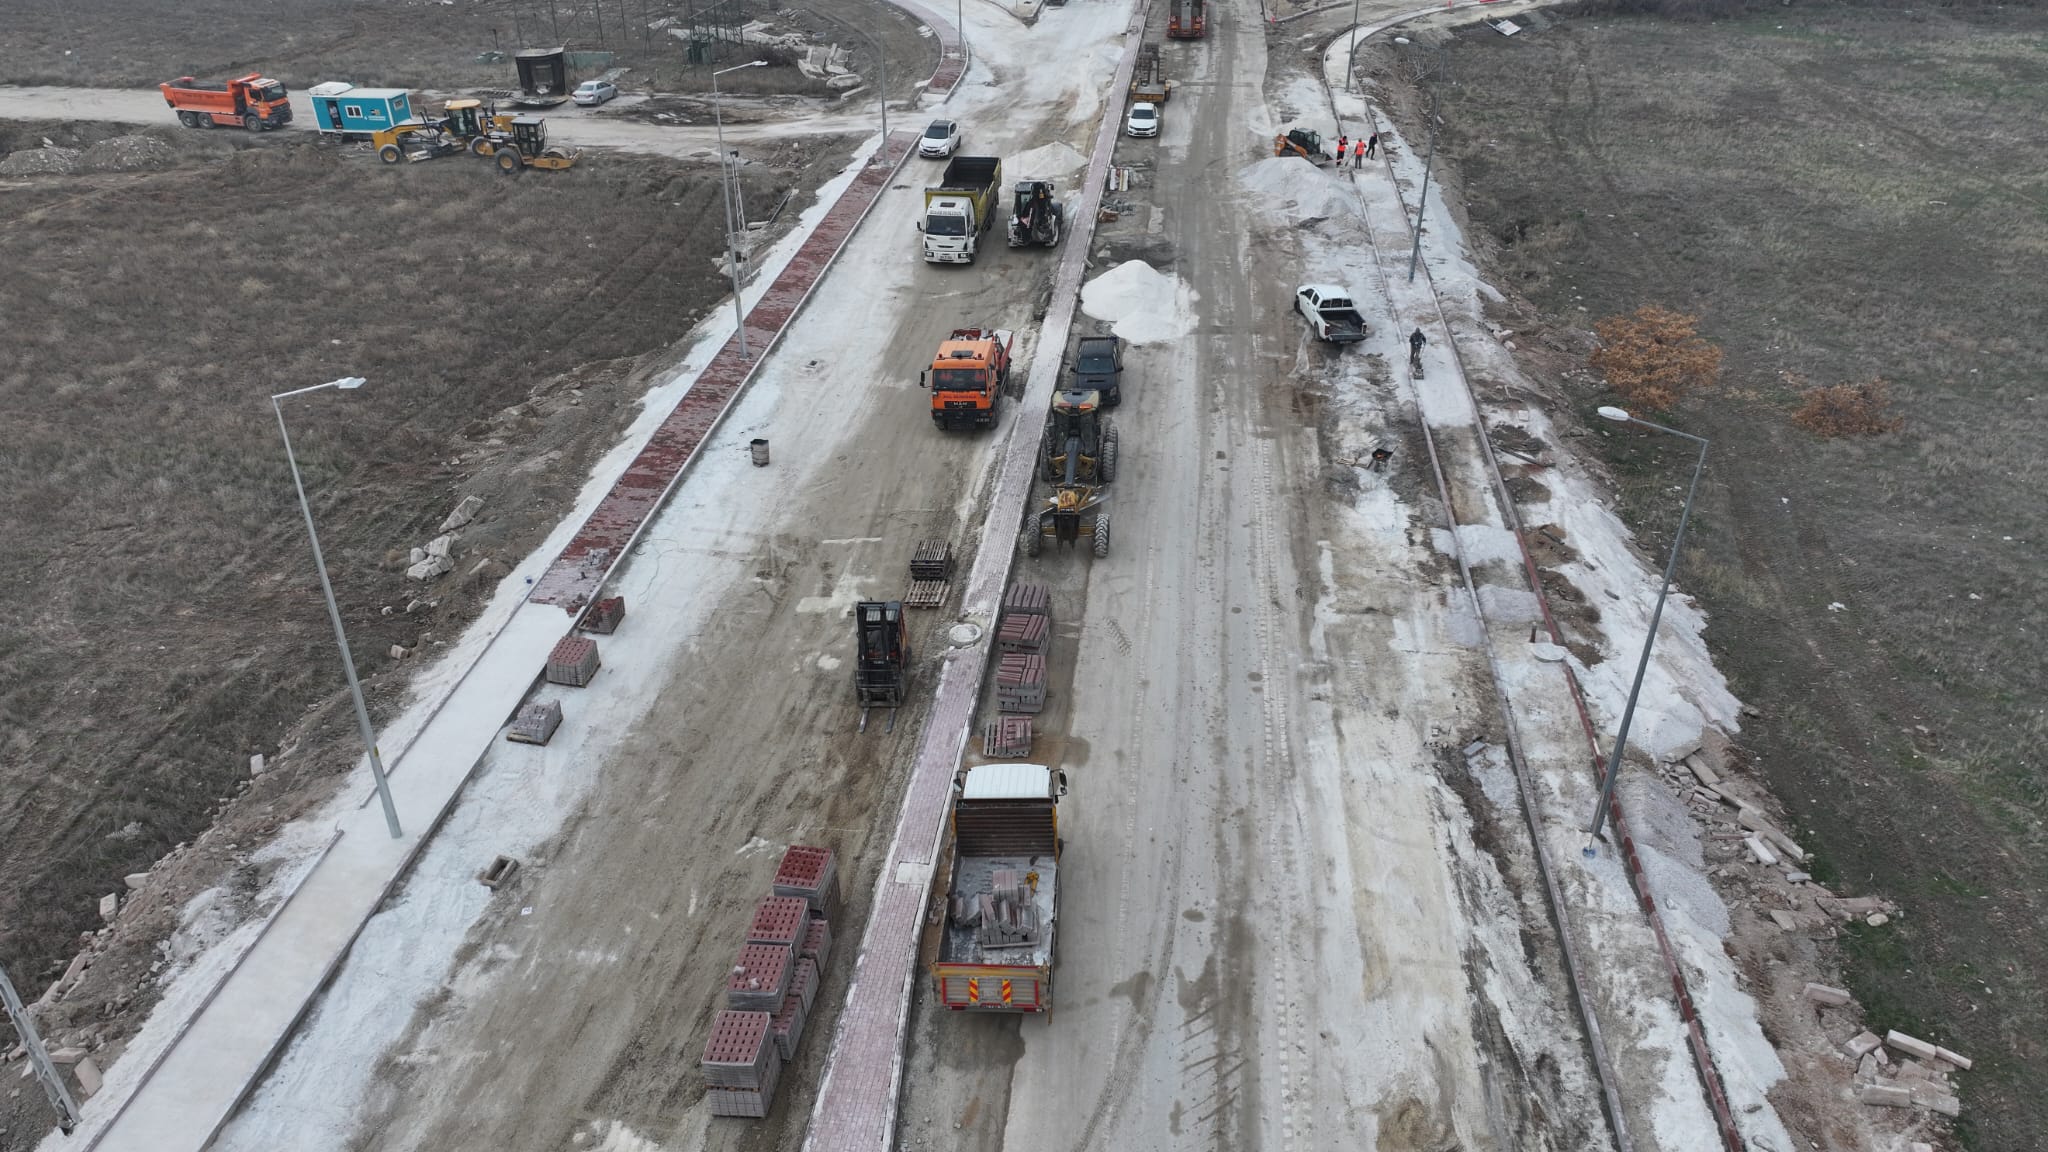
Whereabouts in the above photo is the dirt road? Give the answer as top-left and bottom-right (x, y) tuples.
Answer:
(206, 4), (1144, 1150)
(894, 1), (1616, 1149)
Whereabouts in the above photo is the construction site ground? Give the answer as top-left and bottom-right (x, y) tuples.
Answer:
(0, 116), (853, 1151)
(1417, 5), (2048, 1147)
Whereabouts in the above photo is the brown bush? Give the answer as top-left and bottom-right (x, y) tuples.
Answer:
(1792, 377), (1906, 438)
(1588, 305), (1723, 410)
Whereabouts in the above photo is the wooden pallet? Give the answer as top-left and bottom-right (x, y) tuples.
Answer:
(904, 579), (950, 609)
(909, 539), (954, 581)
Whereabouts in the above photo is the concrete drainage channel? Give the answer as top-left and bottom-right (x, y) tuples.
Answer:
(799, 7), (1156, 1151)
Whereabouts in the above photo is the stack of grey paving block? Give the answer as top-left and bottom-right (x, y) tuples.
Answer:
(703, 1009), (781, 1118)
(801, 916), (832, 971)
(773, 845), (841, 922)
(544, 636), (601, 687)
(996, 653), (1047, 714)
(995, 611), (1049, 655)
(770, 989), (808, 1062)
(727, 942), (793, 1012)
(506, 699), (563, 745)
(791, 957), (820, 1015)
(976, 868), (1042, 947)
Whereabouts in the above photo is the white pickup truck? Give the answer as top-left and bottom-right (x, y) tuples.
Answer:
(1295, 284), (1368, 344)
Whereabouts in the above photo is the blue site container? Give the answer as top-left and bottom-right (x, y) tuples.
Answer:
(307, 83), (416, 136)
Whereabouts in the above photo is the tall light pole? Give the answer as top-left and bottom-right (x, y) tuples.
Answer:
(1407, 45), (1446, 283)
(1585, 405), (1710, 846)
(272, 377), (403, 840)
(1344, 0), (1360, 93)
(712, 60), (766, 358)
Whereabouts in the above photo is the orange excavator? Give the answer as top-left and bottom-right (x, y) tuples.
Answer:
(923, 327), (1014, 431)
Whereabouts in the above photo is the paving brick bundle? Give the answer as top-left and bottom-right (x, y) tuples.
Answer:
(747, 896), (810, 949)
(726, 943), (794, 1011)
(505, 700), (562, 746)
(706, 1053), (781, 1119)
(995, 610), (1049, 655)
(982, 715), (1034, 758)
(544, 636), (601, 687)
(791, 956), (820, 1014)
(996, 652), (1047, 714)
(702, 1010), (779, 1090)
(909, 539), (954, 581)
(975, 869), (1042, 947)
(580, 595), (625, 635)
(801, 916), (832, 971)
(1001, 580), (1052, 620)
(772, 845), (840, 917)
(771, 991), (808, 1062)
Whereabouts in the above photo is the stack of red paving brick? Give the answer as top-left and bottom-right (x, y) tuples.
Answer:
(702, 844), (840, 1119)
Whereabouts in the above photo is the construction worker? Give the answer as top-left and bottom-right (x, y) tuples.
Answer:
(1368, 447), (1393, 472)
(1366, 132), (1380, 160)
(1335, 134), (1349, 165)
(1408, 327), (1428, 371)
(1352, 137), (1367, 169)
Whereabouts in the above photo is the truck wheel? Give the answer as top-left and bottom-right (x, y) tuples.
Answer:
(469, 137), (491, 156)
(1092, 513), (1111, 557)
(378, 144), (403, 165)
(177, 111), (197, 128)
(497, 150), (522, 174)
(243, 113), (261, 132)
(1099, 426), (1119, 484)
(1021, 525), (1043, 558)
(193, 114), (213, 129)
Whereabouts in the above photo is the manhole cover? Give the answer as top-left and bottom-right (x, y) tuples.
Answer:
(948, 623), (983, 648)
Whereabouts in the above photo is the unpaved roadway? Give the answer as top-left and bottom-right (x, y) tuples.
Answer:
(207, 4), (1143, 1151)
(895, 1), (1615, 1149)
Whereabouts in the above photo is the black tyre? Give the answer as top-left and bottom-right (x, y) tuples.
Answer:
(1099, 425), (1119, 484)
(1042, 451), (1059, 483)
(177, 111), (198, 128)
(469, 136), (491, 156)
(193, 114), (213, 129)
(1021, 524), (1043, 558)
(1092, 513), (1111, 557)
(497, 150), (521, 174)
(378, 144), (403, 165)
(243, 113), (261, 132)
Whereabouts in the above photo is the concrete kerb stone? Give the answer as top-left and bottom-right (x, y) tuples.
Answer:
(76, 133), (923, 1152)
(800, 9), (1152, 1152)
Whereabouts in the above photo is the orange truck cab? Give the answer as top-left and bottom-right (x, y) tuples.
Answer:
(923, 327), (1014, 431)
(161, 73), (293, 131)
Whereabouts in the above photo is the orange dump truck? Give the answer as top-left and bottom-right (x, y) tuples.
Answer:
(922, 327), (1014, 431)
(160, 74), (293, 131)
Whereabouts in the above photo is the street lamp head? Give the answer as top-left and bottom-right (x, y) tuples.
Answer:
(1596, 405), (1633, 424)
(332, 376), (367, 390)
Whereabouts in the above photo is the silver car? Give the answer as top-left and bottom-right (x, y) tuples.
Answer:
(572, 80), (617, 106)
(920, 119), (962, 158)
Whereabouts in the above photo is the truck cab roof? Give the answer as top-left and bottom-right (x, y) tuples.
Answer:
(961, 762), (1057, 800)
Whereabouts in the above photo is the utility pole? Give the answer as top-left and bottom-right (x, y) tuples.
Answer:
(1345, 0), (1360, 92)
(0, 963), (82, 1133)
(1407, 45), (1447, 283)
(712, 60), (765, 357)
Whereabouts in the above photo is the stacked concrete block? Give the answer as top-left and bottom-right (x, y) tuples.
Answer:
(580, 595), (625, 635)
(801, 916), (833, 971)
(791, 956), (820, 1015)
(995, 611), (1049, 655)
(506, 700), (563, 745)
(747, 896), (810, 950)
(1002, 581), (1052, 620)
(771, 991), (808, 1062)
(703, 1009), (782, 1118)
(544, 636), (601, 687)
(996, 653), (1047, 714)
(773, 845), (841, 920)
(982, 715), (1034, 758)
(727, 942), (794, 1012)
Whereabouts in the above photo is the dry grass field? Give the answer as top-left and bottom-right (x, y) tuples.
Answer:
(0, 121), (844, 1020)
(1424, 4), (2048, 1146)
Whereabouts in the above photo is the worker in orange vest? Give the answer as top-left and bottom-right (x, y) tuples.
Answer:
(1352, 138), (1367, 168)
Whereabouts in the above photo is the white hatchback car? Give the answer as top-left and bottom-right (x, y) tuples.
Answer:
(1125, 102), (1159, 138)
(572, 79), (617, 106)
(919, 118), (962, 158)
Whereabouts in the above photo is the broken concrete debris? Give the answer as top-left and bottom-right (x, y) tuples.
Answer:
(1886, 1030), (1940, 1061)
(97, 893), (119, 924)
(439, 494), (483, 532)
(406, 554), (454, 581)
(1801, 982), (1852, 1007)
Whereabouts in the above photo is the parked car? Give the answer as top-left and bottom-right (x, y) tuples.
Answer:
(1125, 102), (1160, 138)
(572, 80), (618, 106)
(920, 118), (963, 158)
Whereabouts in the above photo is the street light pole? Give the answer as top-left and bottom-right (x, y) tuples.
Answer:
(1345, 0), (1360, 93)
(712, 60), (766, 359)
(272, 377), (403, 840)
(1407, 47), (1445, 283)
(1586, 405), (1711, 846)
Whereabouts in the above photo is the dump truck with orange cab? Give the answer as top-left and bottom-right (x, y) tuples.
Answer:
(1168, 0), (1207, 38)
(933, 763), (1067, 1013)
(923, 327), (1014, 430)
(161, 74), (293, 130)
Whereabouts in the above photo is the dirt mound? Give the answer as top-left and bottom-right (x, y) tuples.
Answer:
(0, 144), (82, 176)
(81, 134), (177, 173)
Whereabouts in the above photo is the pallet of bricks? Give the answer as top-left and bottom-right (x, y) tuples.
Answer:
(702, 844), (840, 1118)
(984, 581), (1051, 757)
